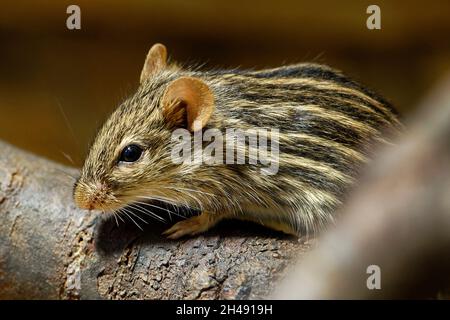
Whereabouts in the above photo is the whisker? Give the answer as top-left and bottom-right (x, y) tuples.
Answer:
(133, 200), (186, 220)
(156, 186), (222, 212)
(107, 209), (119, 227)
(119, 208), (143, 231)
(60, 150), (75, 165)
(53, 167), (77, 180)
(55, 97), (83, 165)
(128, 203), (166, 223)
(133, 200), (173, 220)
(112, 212), (119, 227)
(136, 195), (192, 211)
(127, 208), (149, 225)
(115, 211), (125, 223)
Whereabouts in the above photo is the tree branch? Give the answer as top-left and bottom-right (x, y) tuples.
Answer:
(0, 142), (307, 299)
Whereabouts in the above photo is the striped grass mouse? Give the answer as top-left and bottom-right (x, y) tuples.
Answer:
(73, 43), (402, 238)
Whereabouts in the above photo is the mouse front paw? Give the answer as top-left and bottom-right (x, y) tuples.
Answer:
(162, 211), (220, 239)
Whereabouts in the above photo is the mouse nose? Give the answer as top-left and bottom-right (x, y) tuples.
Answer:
(73, 181), (108, 211)
(89, 189), (107, 208)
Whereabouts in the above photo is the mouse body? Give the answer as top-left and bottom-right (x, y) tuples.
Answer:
(74, 43), (402, 238)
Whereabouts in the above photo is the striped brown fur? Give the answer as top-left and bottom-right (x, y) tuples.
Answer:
(74, 44), (402, 237)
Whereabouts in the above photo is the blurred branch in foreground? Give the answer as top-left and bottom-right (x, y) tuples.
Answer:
(274, 73), (450, 299)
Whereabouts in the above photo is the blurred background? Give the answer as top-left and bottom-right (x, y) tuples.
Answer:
(0, 0), (449, 166)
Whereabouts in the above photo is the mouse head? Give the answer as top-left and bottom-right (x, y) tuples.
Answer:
(73, 44), (215, 213)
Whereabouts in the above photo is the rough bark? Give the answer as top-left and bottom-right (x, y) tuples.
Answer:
(0, 142), (309, 299)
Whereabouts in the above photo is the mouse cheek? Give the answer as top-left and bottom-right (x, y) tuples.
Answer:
(109, 173), (132, 196)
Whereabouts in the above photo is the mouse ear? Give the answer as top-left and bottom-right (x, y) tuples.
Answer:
(162, 77), (215, 132)
(140, 43), (167, 83)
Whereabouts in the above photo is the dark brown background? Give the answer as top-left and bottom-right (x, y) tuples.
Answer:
(1, 0), (449, 166)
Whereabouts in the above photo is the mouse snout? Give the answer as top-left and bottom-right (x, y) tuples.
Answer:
(73, 181), (111, 211)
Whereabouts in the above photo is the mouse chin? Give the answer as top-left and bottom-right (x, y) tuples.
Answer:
(95, 202), (127, 213)
(75, 199), (125, 213)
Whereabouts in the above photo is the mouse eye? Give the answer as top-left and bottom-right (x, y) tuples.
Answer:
(119, 145), (143, 163)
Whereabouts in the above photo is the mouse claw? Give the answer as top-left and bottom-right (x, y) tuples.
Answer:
(162, 213), (214, 239)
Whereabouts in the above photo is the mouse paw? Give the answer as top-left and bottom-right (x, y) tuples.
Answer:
(162, 212), (217, 239)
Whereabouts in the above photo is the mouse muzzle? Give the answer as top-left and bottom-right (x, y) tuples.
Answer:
(73, 180), (115, 211)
